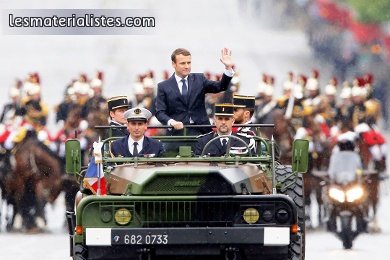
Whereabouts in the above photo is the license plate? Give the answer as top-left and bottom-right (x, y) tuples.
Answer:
(113, 232), (168, 245)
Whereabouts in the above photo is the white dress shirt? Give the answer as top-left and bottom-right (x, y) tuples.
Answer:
(128, 136), (144, 155)
(218, 132), (232, 146)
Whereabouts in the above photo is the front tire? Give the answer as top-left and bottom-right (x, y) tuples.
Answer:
(341, 216), (353, 249)
(275, 165), (305, 260)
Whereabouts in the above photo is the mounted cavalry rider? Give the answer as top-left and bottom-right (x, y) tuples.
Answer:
(4, 84), (50, 150)
(195, 103), (255, 157)
(348, 79), (386, 172)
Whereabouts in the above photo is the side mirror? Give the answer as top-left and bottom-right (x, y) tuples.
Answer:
(292, 139), (309, 173)
(66, 139), (81, 174)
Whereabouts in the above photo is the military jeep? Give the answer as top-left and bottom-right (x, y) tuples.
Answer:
(65, 126), (308, 260)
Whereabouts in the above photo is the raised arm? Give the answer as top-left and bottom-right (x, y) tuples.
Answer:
(220, 48), (233, 71)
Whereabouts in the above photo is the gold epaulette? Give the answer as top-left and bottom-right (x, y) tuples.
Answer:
(277, 95), (289, 107)
(364, 100), (378, 116)
(12, 126), (29, 143)
(302, 104), (313, 116)
(20, 96), (31, 107)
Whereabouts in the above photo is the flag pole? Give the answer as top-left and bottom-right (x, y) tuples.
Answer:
(97, 137), (101, 196)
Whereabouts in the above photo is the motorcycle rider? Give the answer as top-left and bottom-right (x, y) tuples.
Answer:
(328, 131), (362, 184)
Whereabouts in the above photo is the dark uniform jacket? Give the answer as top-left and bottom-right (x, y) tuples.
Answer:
(155, 73), (232, 136)
(110, 135), (164, 158)
(195, 131), (256, 157)
(56, 101), (74, 122)
(236, 121), (258, 137)
(105, 121), (129, 139)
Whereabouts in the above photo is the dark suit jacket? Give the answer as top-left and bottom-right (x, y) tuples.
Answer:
(105, 121), (129, 139)
(155, 73), (232, 135)
(110, 135), (164, 158)
(195, 131), (255, 157)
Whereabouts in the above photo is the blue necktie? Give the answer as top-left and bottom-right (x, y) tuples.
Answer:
(133, 142), (139, 157)
(181, 79), (188, 104)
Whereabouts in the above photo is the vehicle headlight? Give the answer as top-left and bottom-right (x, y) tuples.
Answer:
(346, 187), (364, 202)
(329, 188), (345, 203)
(243, 208), (259, 224)
(115, 208), (131, 225)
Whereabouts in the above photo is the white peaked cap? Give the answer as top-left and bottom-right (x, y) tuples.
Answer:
(324, 84), (337, 95)
(124, 107), (152, 121)
(305, 78), (319, 90)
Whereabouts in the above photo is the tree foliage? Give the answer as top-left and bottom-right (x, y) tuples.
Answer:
(336, 0), (390, 24)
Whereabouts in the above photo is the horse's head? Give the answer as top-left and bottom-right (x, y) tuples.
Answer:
(65, 105), (83, 130)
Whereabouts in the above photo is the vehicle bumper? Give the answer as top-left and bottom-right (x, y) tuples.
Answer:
(80, 227), (293, 259)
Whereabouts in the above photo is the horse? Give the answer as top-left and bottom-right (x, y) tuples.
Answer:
(355, 136), (384, 233)
(54, 105), (108, 212)
(2, 130), (63, 231)
(300, 114), (336, 228)
(255, 108), (295, 165)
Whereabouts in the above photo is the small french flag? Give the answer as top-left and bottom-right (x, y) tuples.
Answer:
(84, 142), (106, 195)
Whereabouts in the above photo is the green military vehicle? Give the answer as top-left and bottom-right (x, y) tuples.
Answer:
(65, 127), (309, 260)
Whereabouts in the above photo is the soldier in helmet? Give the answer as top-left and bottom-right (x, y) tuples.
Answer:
(105, 96), (131, 138)
(233, 95), (257, 136)
(81, 72), (106, 118)
(4, 84), (50, 150)
(195, 104), (255, 157)
(348, 79), (386, 171)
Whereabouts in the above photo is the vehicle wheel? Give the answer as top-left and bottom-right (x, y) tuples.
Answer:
(341, 216), (353, 249)
(275, 165), (305, 260)
(74, 244), (88, 260)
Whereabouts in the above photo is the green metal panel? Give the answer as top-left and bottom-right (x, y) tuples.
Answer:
(65, 139), (81, 174)
(292, 139), (309, 173)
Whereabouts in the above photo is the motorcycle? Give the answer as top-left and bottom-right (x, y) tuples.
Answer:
(315, 170), (376, 249)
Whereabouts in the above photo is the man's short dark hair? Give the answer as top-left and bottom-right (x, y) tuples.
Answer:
(245, 108), (255, 118)
(171, 48), (191, 63)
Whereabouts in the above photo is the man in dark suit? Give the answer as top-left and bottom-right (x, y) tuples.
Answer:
(110, 107), (164, 158)
(105, 96), (131, 138)
(195, 104), (255, 157)
(233, 95), (258, 136)
(155, 48), (234, 136)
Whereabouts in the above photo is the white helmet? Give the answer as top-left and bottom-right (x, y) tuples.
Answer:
(9, 87), (20, 97)
(324, 84), (337, 95)
(133, 82), (145, 95)
(305, 78), (319, 90)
